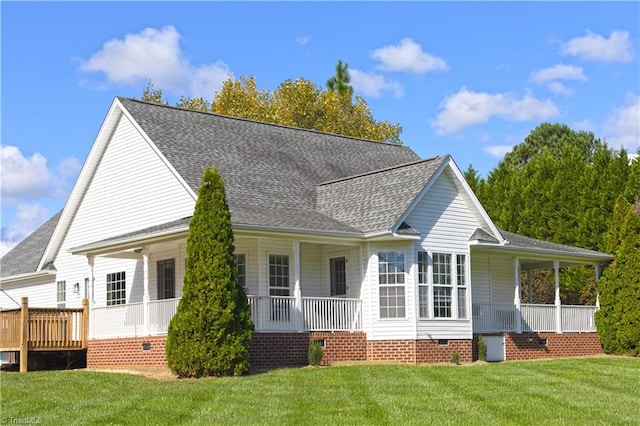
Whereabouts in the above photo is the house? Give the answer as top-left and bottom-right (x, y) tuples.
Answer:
(0, 97), (613, 368)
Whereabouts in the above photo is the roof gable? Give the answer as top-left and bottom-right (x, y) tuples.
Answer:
(394, 156), (504, 241)
(317, 157), (446, 234)
(118, 98), (421, 232)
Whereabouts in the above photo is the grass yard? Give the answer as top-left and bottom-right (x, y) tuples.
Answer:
(1, 357), (639, 425)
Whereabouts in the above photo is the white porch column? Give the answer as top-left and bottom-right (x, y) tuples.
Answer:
(554, 260), (562, 333)
(142, 247), (150, 336)
(514, 257), (522, 333)
(293, 241), (303, 332)
(87, 256), (95, 304)
(595, 264), (601, 310)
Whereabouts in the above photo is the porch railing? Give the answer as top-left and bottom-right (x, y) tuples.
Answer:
(91, 296), (362, 339)
(472, 303), (597, 333)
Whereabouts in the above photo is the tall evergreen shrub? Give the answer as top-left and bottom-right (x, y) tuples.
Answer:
(166, 167), (253, 377)
(595, 196), (640, 356)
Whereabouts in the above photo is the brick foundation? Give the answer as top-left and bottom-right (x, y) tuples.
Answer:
(87, 331), (603, 369)
(87, 336), (168, 369)
(367, 339), (473, 364)
(309, 331), (367, 364)
(88, 332), (368, 369)
(504, 332), (603, 361)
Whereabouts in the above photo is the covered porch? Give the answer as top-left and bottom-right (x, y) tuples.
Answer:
(470, 231), (612, 335)
(71, 226), (366, 340)
(90, 295), (362, 339)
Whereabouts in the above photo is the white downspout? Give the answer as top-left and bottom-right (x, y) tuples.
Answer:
(142, 246), (150, 336)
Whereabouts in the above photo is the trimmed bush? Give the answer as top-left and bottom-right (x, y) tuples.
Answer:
(308, 340), (324, 366)
(477, 336), (487, 361)
(166, 167), (254, 377)
(451, 350), (460, 365)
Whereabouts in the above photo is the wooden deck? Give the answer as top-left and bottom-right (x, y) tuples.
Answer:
(0, 297), (88, 372)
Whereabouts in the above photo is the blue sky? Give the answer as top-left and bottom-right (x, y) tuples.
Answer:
(1, 2), (639, 255)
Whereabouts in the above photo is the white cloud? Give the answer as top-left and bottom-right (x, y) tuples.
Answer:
(530, 64), (587, 83)
(1, 145), (55, 202)
(349, 69), (403, 98)
(372, 37), (449, 74)
(294, 36), (309, 46)
(604, 94), (640, 152)
(0, 204), (49, 256)
(483, 145), (513, 158)
(433, 88), (559, 135)
(0, 145), (78, 203)
(574, 119), (594, 132)
(531, 64), (586, 95)
(561, 30), (634, 63)
(547, 82), (574, 95)
(80, 25), (232, 98)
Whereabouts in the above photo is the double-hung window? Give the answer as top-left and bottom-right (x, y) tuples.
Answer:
(432, 253), (452, 318)
(457, 254), (468, 319)
(57, 281), (66, 308)
(157, 259), (175, 300)
(378, 251), (406, 318)
(268, 254), (290, 322)
(417, 252), (429, 318)
(234, 254), (247, 293)
(106, 271), (126, 306)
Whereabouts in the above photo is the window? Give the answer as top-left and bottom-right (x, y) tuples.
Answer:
(378, 252), (405, 318)
(269, 254), (290, 321)
(432, 253), (452, 318)
(106, 271), (126, 306)
(457, 254), (467, 319)
(417, 252), (429, 318)
(157, 259), (175, 300)
(234, 254), (247, 292)
(57, 281), (66, 308)
(268, 254), (290, 296)
(330, 257), (346, 296)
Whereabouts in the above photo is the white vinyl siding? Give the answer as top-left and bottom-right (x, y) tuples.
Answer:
(49, 112), (196, 309)
(0, 277), (56, 309)
(408, 170), (477, 340)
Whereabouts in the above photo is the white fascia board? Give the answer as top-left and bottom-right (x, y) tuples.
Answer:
(0, 270), (57, 286)
(471, 244), (614, 264)
(70, 227), (190, 256)
(38, 98), (125, 270)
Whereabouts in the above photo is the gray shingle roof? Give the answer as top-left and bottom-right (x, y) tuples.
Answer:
(500, 229), (611, 257)
(119, 97), (421, 233)
(0, 210), (62, 278)
(318, 157), (446, 233)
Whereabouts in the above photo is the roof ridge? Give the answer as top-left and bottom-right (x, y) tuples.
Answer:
(318, 155), (446, 186)
(118, 97), (410, 148)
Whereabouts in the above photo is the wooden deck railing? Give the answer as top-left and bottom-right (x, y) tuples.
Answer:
(0, 297), (88, 372)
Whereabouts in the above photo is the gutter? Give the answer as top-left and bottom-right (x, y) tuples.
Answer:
(0, 270), (57, 286)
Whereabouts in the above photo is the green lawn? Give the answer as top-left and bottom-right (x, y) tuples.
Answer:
(1, 357), (639, 425)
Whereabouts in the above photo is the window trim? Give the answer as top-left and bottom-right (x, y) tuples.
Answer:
(106, 271), (126, 306)
(268, 253), (290, 297)
(377, 251), (407, 319)
(417, 250), (469, 321)
(57, 280), (66, 308)
(157, 259), (176, 300)
(234, 253), (248, 293)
